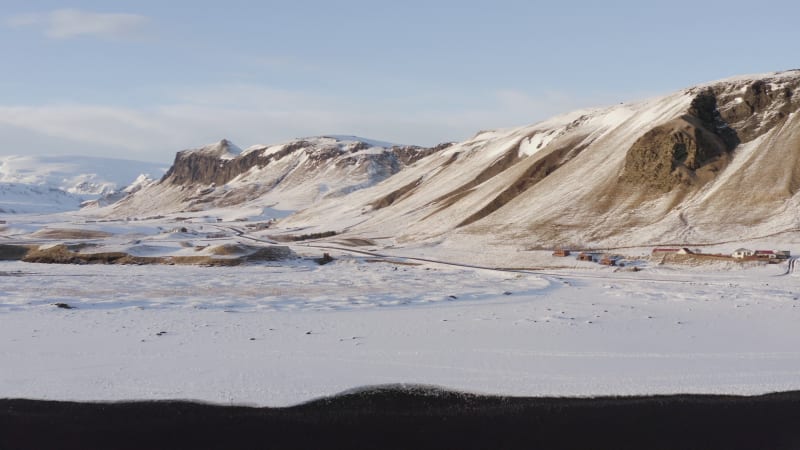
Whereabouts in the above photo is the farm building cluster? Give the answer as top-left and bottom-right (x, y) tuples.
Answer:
(552, 249), (626, 266)
(650, 247), (791, 262)
(552, 247), (792, 266)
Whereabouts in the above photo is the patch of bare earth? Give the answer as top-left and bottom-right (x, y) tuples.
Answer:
(21, 244), (295, 266)
(31, 229), (113, 239)
(654, 253), (770, 268)
(333, 238), (376, 247)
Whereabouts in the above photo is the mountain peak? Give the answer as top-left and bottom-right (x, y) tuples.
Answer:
(185, 139), (242, 159)
(320, 135), (402, 148)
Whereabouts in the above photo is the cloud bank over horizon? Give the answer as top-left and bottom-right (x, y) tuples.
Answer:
(6, 9), (150, 40)
(2, 2), (797, 162)
(0, 83), (623, 162)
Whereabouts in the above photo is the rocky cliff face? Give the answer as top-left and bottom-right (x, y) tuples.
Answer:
(620, 92), (738, 192)
(716, 77), (800, 142)
(161, 139), (438, 188)
(620, 75), (800, 193)
(108, 136), (441, 217)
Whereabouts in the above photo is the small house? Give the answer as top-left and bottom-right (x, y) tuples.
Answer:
(552, 249), (571, 257)
(732, 248), (754, 259)
(677, 248), (694, 255)
(599, 255), (618, 266)
(577, 252), (596, 262)
(754, 250), (777, 259)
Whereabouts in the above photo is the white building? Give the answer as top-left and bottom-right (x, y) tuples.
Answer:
(732, 248), (754, 259)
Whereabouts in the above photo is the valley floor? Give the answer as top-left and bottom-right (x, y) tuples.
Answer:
(2, 250), (799, 406)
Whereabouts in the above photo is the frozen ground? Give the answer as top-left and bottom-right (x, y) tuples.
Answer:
(2, 247), (799, 406)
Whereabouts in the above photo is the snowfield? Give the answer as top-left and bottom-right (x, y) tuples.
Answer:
(0, 155), (166, 213)
(2, 70), (800, 407)
(2, 224), (799, 406)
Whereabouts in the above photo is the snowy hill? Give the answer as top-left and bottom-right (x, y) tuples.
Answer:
(278, 70), (800, 248)
(48, 70), (800, 249)
(0, 155), (166, 214)
(105, 136), (441, 218)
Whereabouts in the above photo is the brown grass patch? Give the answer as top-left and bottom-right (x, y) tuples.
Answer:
(23, 245), (128, 264)
(458, 138), (590, 228)
(243, 246), (295, 261)
(370, 177), (422, 210)
(270, 231), (337, 242)
(32, 229), (113, 239)
(333, 238), (376, 247)
(653, 253), (769, 267)
(208, 244), (252, 256)
(425, 145), (521, 216)
(21, 244), (294, 266)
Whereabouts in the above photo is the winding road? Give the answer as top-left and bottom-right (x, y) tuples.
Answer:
(213, 224), (798, 286)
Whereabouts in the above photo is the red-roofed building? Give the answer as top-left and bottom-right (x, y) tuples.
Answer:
(755, 250), (777, 259)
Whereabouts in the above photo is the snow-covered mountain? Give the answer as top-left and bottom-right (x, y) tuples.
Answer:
(276, 70), (800, 248)
(78, 70), (800, 248)
(105, 137), (442, 218)
(0, 155), (166, 214)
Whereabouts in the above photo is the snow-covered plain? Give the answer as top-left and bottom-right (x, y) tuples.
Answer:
(1, 215), (799, 406)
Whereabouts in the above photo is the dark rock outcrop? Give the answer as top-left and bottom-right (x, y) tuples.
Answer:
(161, 138), (439, 188)
(716, 78), (800, 143)
(621, 72), (800, 192)
(620, 91), (736, 192)
(621, 72), (800, 193)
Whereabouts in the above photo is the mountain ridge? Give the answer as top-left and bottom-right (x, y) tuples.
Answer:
(277, 70), (800, 248)
(103, 135), (443, 218)
(43, 70), (800, 249)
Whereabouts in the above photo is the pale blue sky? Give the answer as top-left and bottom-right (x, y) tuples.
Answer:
(2, 1), (798, 162)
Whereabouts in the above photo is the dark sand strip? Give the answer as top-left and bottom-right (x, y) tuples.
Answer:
(2, 386), (800, 450)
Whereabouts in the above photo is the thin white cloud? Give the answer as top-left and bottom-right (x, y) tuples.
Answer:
(0, 104), (178, 154)
(0, 84), (631, 162)
(5, 9), (149, 40)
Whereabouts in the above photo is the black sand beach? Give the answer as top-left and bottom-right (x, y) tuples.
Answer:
(3, 386), (800, 450)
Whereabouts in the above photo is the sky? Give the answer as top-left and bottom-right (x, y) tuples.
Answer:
(1, 1), (799, 163)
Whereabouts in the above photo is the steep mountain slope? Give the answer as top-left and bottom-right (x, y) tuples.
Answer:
(106, 137), (441, 218)
(281, 70), (800, 248)
(0, 156), (166, 214)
